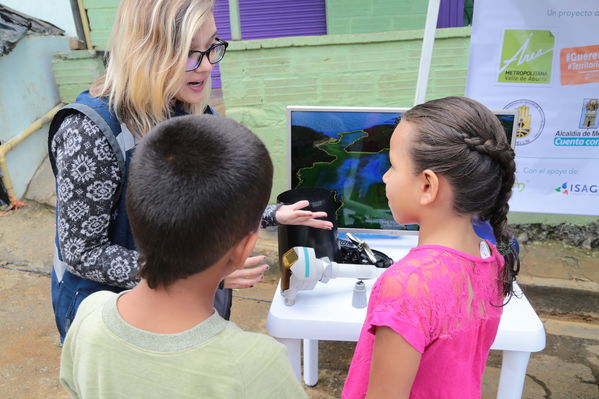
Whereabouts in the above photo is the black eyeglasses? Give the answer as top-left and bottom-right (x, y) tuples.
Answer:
(185, 38), (229, 72)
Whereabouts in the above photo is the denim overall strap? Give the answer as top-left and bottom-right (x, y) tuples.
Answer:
(48, 92), (131, 341)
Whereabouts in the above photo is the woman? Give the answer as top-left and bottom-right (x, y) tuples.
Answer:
(49, 0), (331, 341)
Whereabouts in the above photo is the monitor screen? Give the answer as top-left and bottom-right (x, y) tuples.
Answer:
(287, 106), (518, 235)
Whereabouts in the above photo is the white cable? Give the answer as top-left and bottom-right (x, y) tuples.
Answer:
(414, 0), (442, 106)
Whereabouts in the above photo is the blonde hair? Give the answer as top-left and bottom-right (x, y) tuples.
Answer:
(90, 0), (214, 136)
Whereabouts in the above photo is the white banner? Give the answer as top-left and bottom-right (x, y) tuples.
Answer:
(466, 0), (599, 216)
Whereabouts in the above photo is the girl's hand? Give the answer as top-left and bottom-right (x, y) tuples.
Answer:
(223, 255), (269, 289)
(275, 200), (333, 230)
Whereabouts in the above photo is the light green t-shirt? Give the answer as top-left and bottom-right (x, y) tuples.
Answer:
(60, 291), (307, 399)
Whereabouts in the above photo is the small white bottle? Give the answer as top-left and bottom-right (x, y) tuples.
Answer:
(352, 280), (367, 308)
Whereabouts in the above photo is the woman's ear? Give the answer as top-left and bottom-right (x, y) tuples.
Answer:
(419, 169), (440, 206)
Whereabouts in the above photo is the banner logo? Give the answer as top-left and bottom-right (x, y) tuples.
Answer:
(560, 44), (599, 86)
(555, 182), (569, 195)
(498, 30), (554, 84)
(516, 104), (531, 138)
(555, 181), (598, 196)
(580, 98), (598, 129)
(504, 99), (545, 145)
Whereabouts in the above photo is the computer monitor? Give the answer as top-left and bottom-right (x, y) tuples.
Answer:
(287, 106), (518, 236)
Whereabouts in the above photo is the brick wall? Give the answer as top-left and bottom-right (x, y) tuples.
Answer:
(326, 0), (428, 34)
(52, 51), (105, 103)
(85, 0), (120, 50)
(219, 27), (471, 201)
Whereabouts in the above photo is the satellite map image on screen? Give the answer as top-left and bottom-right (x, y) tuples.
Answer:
(290, 109), (515, 231)
(291, 111), (411, 230)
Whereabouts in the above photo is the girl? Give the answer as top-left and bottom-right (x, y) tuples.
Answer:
(49, 0), (331, 342)
(343, 96), (519, 398)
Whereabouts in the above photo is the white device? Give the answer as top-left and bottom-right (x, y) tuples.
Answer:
(280, 246), (383, 306)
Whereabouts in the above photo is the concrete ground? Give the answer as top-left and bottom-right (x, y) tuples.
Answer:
(0, 200), (598, 398)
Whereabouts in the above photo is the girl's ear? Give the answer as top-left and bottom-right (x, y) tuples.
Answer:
(419, 169), (440, 206)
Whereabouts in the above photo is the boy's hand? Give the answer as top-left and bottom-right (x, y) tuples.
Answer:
(275, 200), (333, 230)
(223, 255), (269, 289)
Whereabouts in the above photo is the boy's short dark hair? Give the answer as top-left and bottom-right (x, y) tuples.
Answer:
(126, 114), (273, 288)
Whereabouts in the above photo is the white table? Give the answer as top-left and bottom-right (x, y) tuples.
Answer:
(266, 235), (546, 399)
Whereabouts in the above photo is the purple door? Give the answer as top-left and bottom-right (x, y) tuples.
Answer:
(437, 0), (465, 28)
(212, 1), (232, 89)
(239, 0), (326, 40)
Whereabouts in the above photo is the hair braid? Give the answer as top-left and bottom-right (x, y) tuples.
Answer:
(461, 122), (519, 298)
(488, 148), (519, 298)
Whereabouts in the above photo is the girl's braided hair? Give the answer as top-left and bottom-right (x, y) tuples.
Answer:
(403, 96), (519, 299)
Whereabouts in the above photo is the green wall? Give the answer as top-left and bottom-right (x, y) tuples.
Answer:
(83, 0), (429, 44)
(85, 0), (120, 50)
(82, 0), (429, 48)
(53, 50), (105, 103)
(219, 27), (471, 202)
(326, 0), (428, 34)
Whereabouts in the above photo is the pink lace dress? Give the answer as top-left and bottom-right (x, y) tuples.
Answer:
(343, 243), (505, 399)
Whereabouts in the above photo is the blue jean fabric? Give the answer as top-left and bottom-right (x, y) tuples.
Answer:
(51, 268), (122, 342)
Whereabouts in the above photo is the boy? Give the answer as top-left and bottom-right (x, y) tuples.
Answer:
(60, 115), (307, 398)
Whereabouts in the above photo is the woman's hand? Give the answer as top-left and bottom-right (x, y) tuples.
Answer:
(223, 255), (269, 289)
(275, 200), (333, 230)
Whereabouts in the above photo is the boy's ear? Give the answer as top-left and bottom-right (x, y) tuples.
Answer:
(229, 231), (259, 270)
(419, 169), (440, 206)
